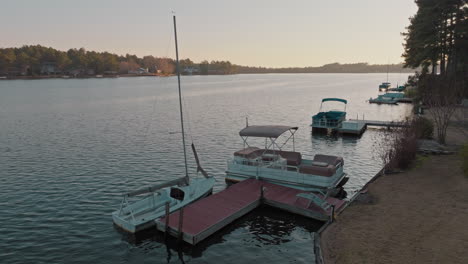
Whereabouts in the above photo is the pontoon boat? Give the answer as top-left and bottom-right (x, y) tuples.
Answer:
(226, 125), (348, 196)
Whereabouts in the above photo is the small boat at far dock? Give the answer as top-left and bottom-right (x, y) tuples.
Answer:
(368, 94), (398, 105)
(369, 92), (405, 105)
(378, 82), (391, 91)
(311, 98), (347, 132)
(226, 125), (348, 196)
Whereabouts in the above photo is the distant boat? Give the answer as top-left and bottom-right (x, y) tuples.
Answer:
(387, 85), (406, 92)
(311, 98), (347, 131)
(112, 15), (215, 233)
(378, 82), (391, 91)
(369, 94), (398, 104)
(379, 64), (391, 91)
(225, 125), (348, 196)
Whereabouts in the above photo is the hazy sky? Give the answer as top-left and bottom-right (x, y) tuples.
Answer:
(1, 0), (417, 67)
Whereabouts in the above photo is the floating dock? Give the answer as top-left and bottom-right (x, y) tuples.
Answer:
(156, 179), (346, 245)
(338, 119), (407, 135)
(397, 97), (413, 103)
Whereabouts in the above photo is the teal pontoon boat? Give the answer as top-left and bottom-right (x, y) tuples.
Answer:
(312, 98), (347, 131)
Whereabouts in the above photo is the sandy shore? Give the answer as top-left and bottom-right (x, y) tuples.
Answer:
(321, 121), (468, 263)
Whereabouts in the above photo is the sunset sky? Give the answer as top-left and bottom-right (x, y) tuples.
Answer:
(1, 0), (417, 67)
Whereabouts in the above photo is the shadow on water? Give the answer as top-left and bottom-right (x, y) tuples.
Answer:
(311, 130), (363, 142)
(341, 134), (361, 144)
(115, 205), (324, 262)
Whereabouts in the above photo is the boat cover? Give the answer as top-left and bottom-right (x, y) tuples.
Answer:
(322, 98), (347, 104)
(239, 125), (298, 138)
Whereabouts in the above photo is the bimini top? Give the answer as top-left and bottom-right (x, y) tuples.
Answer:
(322, 98), (347, 104)
(239, 125), (298, 138)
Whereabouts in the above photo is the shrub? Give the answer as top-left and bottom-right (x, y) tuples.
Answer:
(461, 144), (468, 178)
(405, 88), (418, 99)
(413, 116), (433, 139)
(377, 119), (425, 171)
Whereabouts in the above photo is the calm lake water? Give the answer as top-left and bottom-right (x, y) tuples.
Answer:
(0, 74), (411, 263)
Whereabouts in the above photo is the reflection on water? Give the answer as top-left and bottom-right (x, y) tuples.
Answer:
(116, 205), (323, 263)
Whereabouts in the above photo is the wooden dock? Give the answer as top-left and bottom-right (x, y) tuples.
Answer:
(156, 179), (346, 245)
(338, 119), (407, 135)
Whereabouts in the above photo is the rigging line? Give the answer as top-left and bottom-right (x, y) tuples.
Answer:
(182, 95), (194, 143)
(140, 11), (175, 145)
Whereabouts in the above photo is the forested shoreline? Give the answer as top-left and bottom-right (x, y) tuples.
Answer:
(0, 45), (413, 78)
(402, 0), (468, 99)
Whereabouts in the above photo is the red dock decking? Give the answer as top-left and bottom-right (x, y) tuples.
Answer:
(156, 179), (346, 245)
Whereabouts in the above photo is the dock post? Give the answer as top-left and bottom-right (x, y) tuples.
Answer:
(260, 185), (264, 203)
(178, 207), (184, 242)
(330, 205), (335, 223)
(164, 202), (170, 240)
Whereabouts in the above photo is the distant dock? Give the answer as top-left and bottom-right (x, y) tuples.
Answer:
(156, 179), (346, 245)
(337, 119), (408, 135)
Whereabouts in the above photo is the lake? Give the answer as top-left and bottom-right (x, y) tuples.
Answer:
(0, 73), (412, 263)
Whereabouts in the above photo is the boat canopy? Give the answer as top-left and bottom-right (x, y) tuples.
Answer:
(239, 125), (298, 138)
(321, 98), (347, 104)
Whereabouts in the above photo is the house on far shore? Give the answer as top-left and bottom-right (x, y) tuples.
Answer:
(69, 69), (82, 77)
(129, 68), (149, 74)
(103, 71), (118, 75)
(183, 66), (199, 75)
(40, 62), (59, 75)
(7, 67), (24, 76)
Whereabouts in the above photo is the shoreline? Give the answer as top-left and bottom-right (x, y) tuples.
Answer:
(0, 73), (171, 80)
(320, 122), (468, 263)
(0, 72), (414, 81)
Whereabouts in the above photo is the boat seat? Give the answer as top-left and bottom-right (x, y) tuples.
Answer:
(261, 149), (302, 166)
(313, 154), (343, 166)
(277, 150), (302, 166)
(299, 164), (335, 177)
(234, 148), (302, 166)
(234, 147), (261, 159)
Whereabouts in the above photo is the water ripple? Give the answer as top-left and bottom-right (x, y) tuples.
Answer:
(0, 74), (412, 263)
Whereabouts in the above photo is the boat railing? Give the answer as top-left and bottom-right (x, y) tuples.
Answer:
(230, 156), (300, 173)
(119, 196), (136, 222)
(313, 118), (340, 128)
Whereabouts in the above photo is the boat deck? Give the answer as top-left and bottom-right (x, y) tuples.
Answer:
(338, 119), (408, 135)
(156, 179), (345, 245)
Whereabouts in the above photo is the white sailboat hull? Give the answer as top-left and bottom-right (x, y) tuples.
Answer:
(112, 177), (215, 233)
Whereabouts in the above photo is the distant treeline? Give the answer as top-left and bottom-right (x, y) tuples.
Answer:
(0, 45), (412, 77)
(236, 63), (414, 74)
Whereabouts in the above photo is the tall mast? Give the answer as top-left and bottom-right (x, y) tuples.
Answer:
(386, 64), (389, 82)
(173, 15), (188, 178)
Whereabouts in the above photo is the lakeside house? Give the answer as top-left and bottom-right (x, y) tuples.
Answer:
(183, 66), (200, 75)
(5, 67), (24, 76)
(103, 71), (118, 75)
(40, 62), (59, 75)
(128, 68), (149, 74)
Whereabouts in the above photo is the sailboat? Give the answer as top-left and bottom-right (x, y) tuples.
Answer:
(378, 64), (391, 91)
(112, 16), (215, 233)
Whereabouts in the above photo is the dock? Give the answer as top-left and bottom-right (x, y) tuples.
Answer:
(156, 179), (346, 245)
(338, 119), (407, 135)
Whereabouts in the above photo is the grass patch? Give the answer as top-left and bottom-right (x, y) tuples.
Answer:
(413, 154), (431, 169)
(461, 144), (468, 178)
